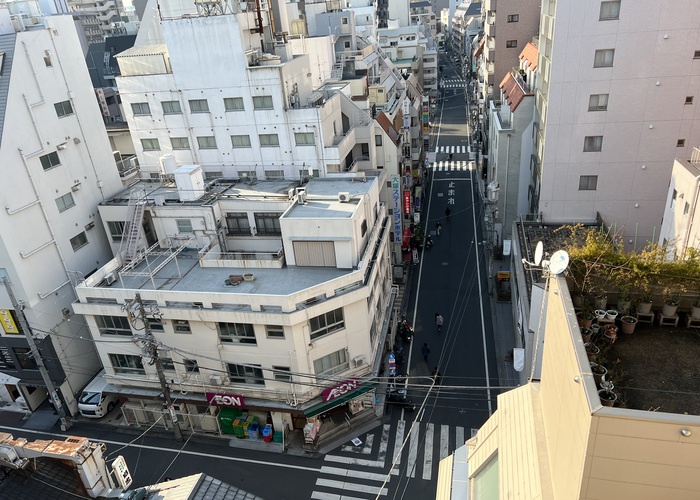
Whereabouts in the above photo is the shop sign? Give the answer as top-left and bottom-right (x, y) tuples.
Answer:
(323, 378), (359, 402)
(392, 176), (402, 243)
(206, 391), (245, 407)
(0, 309), (19, 334)
(403, 190), (411, 215)
(95, 88), (109, 116)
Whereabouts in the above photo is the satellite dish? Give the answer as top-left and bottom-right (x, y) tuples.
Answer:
(548, 250), (570, 275)
(534, 241), (544, 266)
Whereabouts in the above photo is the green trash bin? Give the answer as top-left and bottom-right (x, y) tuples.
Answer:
(218, 407), (239, 435)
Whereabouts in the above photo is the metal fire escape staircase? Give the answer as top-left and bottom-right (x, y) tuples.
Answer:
(119, 188), (147, 263)
(330, 53), (346, 81)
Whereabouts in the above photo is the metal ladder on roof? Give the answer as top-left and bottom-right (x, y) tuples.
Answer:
(119, 188), (147, 263)
(330, 52), (345, 80)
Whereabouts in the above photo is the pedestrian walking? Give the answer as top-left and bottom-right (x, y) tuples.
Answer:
(421, 343), (431, 364)
(445, 207), (451, 221)
(436, 221), (442, 236)
(435, 313), (444, 333)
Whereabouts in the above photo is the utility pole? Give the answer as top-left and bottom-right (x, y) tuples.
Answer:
(127, 293), (183, 441)
(1, 277), (71, 431)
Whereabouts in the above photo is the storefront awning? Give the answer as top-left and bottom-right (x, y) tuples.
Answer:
(304, 382), (377, 418)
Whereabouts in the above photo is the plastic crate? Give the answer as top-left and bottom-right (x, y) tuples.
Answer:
(273, 431), (283, 443)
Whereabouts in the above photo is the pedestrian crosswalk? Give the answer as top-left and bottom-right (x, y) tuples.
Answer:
(440, 78), (465, 88)
(430, 161), (471, 171)
(434, 145), (468, 154)
(311, 421), (468, 499)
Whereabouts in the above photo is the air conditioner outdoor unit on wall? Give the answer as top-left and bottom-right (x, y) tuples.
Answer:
(338, 192), (351, 202)
(209, 375), (223, 386)
(353, 355), (366, 367)
(105, 272), (116, 285)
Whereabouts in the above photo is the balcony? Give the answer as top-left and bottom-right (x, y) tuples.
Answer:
(116, 154), (139, 179)
(511, 67), (532, 93)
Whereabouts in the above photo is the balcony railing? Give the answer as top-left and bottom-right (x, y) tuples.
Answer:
(511, 68), (532, 93)
(116, 155), (139, 178)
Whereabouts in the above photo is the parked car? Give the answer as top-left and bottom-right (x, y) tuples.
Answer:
(78, 370), (119, 418)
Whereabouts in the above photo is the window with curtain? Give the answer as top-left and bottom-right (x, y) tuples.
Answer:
(252, 95), (274, 109)
(313, 349), (349, 376)
(224, 97), (245, 110)
(162, 100), (182, 114)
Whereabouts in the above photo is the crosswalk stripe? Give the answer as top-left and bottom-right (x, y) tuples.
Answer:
(311, 492), (362, 500)
(315, 478), (388, 496)
(324, 455), (385, 468)
(377, 424), (390, 464)
(320, 466), (391, 483)
(455, 426), (465, 449)
(430, 161), (470, 171)
(406, 425), (420, 478)
(392, 420), (405, 467)
(341, 433), (374, 454)
(440, 425), (449, 460)
(422, 423), (434, 481)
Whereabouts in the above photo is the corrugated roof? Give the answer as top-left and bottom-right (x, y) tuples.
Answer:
(115, 43), (168, 58)
(0, 32), (17, 149)
(520, 42), (538, 71)
(499, 72), (527, 112)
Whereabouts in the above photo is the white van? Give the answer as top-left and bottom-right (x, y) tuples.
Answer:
(78, 370), (119, 418)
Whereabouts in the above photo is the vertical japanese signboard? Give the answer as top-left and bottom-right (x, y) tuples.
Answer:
(392, 176), (402, 243)
(403, 190), (411, 215)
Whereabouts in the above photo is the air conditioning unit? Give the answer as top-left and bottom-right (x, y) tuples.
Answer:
(105, 272), (117, 285)
(84, 221), (95, 231)
(353, 355), (366, 367)
(209, 375), (223, 386)
(338, 192), (351, 203)
(297, 191), (307, 204)
(222, 377), (230, 385)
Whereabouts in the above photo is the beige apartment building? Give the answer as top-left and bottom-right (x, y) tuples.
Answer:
(438, 273), (700, 499)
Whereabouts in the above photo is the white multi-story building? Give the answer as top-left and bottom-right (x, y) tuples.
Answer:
(534, 0), (700, 248)
(0, 14), (125, 414)
(73, 175), (395, 445)
(68, 0), (123, 44)
(658, 147), (700, 256)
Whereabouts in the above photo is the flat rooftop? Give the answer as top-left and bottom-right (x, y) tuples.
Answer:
(284, 177), (374, 219)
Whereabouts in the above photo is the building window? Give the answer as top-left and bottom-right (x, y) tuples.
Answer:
(107, 221), (125, 241)
(309, 307), (345, 341)
(96, 315), (132, 336)
(344, 41), (351, 49)
(299, 169), (320, 179)
(147, 318), (164, 332)
(225, 212), (251, 235)
(162, 100), (182, 114)
(684, 201), (690, 215)
(677, 139), (686, 147)
(506, 40), (517, 48)
(43, 50), (52, 67)
(588, 94), (609, 111)
(473, 455), (499, 498)
(197, 136), (217, 149)
(14, 347), (38, 369)
(259, 134), (280, 147)
(583, 136), (603, 152)
(218, 322), (256, 344)
(313, 349), (349, 376)
(341, 16), (348, 24)
(171, 137), (190, 150)
(507, 14), (519, 22)
(224, 97), (244, 111)
(686, 96), (694, 105)
(160, 356), (176, 371)
(695, 50), (700, 59)
(54, 100), (73, 118)
(578, 175), (598, 191)
(361, 220), (368, 237)
(254, 212), (282, 235)
(375, 135), (383, 146)
(70, 232), (88, 251)
(266, 325), (285, 339)
(671, 189), (677, 210)
(55, 192), (75, 212)
(173, 320), (191, 333)
(231, 135), (252, 148)
(265, 170), (284, 179)
(227, 363), (265, 385)
(593, 49), (615, 68)
(188, 99), (209, 113)
(252, 95), (274, 109)
(131, 102), (151, 116)
(294, 132), (314, 145)
(141, 138), (160, 151)
(109, 354), (145, 375)
(273, 366), (292, 382)
(176, 219), (193, 233)
(599, 1), (621, 20)
(40, 151), (61, 171)
(183, 359), (199, 372)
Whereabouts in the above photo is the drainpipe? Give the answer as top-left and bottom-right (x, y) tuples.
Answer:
(22, 94), (44, 157)
(21, 41), (45, 104)
(17, 149), (72, 296)
(503, 132), (511, 243)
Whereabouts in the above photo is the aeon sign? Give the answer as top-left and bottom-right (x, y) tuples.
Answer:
(322, 378), (360, 403)
(206, 392), (245, 407)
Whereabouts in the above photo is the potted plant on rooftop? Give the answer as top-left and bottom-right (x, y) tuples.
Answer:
(598, 379), (617, 407)
(590, 362), (608, 387)
(616, 285), (632, 314)
(662, 292), (680, 317)
(620, 314), (638, 334)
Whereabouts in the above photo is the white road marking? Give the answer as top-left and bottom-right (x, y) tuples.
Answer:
(422, 423), (434, 480)
(455, 426), (465, 449)
(377, 424), (390, 464)
(392, 420), (405, 466)
(406, 425), (420, 478)
(320, 466), (391, 483)
(440, 425), (450, 460)
(315, 478), (388, 496)
(324, 455), (385, 468)
(311, 490), (365, 500)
